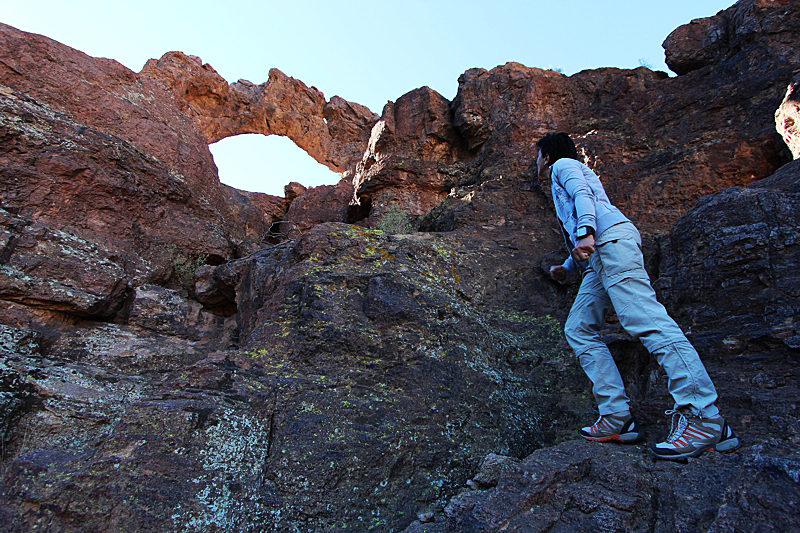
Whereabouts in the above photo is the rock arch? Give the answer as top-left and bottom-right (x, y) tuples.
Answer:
(139, 52), (379, 173)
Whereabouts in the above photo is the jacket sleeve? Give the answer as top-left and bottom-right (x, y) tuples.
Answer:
(557, 160), (596, 233)
(560, 255), (587, 274)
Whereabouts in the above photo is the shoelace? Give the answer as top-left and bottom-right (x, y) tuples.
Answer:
(664, 409), (689, 444)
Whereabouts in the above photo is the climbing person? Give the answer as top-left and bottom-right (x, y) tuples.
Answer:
(535, 132), (739, 460)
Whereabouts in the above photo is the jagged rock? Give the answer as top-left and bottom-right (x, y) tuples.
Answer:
(352, 87), (471, 223)
(664, 0), (800, 76)
(1, 1), (800, 532)
(0, 24), (223, 208)
(284, 181), (308, 202)
(420, 54), (784, 233)
(402, 440), (800, 533)
(194, 264), (238, 314)
(662, 9), (729, 76)
(285, 178), (354, 232)
(410, 0), (800, 236)
(220, 184), (289, 253)
(444, 22), (794, 233)
(776, 70), (800, 159)
(0, 88), (204, 315)
(140, 52), (378, 172)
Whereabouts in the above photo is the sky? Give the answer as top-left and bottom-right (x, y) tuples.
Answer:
(2, 0), (736, 196)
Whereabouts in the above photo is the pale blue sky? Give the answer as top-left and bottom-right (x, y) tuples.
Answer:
(2, 0), (735, 196)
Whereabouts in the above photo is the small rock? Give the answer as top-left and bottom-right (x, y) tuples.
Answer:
(470, 453), (520, 488)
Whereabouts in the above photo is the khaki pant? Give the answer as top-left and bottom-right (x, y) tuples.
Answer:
(565, 222), (719, 417)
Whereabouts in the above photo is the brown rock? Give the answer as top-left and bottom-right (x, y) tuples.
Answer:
(662, 12), (729, 75)
(435, 13), (796, 232)
(776, 70), (800, 159)
(664, 0), (800, 76)
(285, 179), (354, 232)
(0, 24), (223, 207)
(0, 88), (221, 315)
(284, 181), (308, 202)
(352, 86), (471, 224)
(140, 52), (378, 172)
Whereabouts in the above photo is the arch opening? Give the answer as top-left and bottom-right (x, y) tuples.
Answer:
(209, 134), (341, 197)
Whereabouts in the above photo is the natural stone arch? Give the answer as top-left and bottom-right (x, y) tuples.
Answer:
(140, 52), (379, 173)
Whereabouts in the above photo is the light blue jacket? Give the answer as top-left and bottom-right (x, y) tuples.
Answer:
(550, 158), (630, 273)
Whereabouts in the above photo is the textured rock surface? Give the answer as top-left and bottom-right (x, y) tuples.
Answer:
(664, 0), (800, 76)
(0, 87), (224, 319)
(352, 87), (471, 223)
(0, 224), (591, 532)
(140, 52), (378, 172)
(650, 159), (800, 445)
(410, 0), (800, 235)
(776, 70), (800, 159)
(285, 179), (356, 233)
(402, 440), (800, 533)
(1, 0), (800, 532)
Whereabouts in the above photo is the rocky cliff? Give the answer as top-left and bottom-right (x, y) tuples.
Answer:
(1, 0), (799, 532)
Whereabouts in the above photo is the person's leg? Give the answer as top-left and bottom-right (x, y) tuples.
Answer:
(565, 268), (630, 416)
(591, 222), (719, 417)
(607, 278), (720, 417)
(567, 270), (644, 443)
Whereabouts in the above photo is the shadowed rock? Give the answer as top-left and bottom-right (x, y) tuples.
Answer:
(1, 0), (800, 531)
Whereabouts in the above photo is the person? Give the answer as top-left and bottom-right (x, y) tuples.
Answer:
(536, 132), (739, 460)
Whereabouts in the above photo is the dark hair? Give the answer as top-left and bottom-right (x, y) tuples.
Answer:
(536, 133), (578, 164)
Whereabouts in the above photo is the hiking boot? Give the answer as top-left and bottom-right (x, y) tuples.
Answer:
(580, 411), (645, 443)
(650, 409), (740, 460)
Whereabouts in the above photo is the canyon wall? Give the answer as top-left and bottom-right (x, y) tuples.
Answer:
(1, 0), (799, 531)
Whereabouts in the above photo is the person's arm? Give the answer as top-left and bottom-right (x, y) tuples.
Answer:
(549, 256), (581, 282)
(557, 160), (596, 235)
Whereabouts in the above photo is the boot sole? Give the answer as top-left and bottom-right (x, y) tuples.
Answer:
(582, 432), (645, 443)
(650, 437), (740, 460)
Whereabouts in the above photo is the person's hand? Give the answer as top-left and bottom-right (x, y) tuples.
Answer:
(549, 265), (567, 282)
(571, 235), (595, 262)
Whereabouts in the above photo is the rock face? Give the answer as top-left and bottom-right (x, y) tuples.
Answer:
(421, 0), (798, 234)
(402, 440), (800, 533)
(0, 224), (589, 533)
(351, 87), (472, 223)
(651, 159), (800, 447)
(1, 0), (800, 532)
(776, 70), (800, 159)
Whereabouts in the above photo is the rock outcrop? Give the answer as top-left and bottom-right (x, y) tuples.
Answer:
(417, 0), (800, 234)
(140, 52), (378, 173)
(402, 158), (800, 532)
(403, 440), (800, 533)
(776, 70), (800, 159)
(1, 0), (800, 531)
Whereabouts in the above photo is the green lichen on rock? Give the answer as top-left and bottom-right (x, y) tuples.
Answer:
(199, 222), (592, 531)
